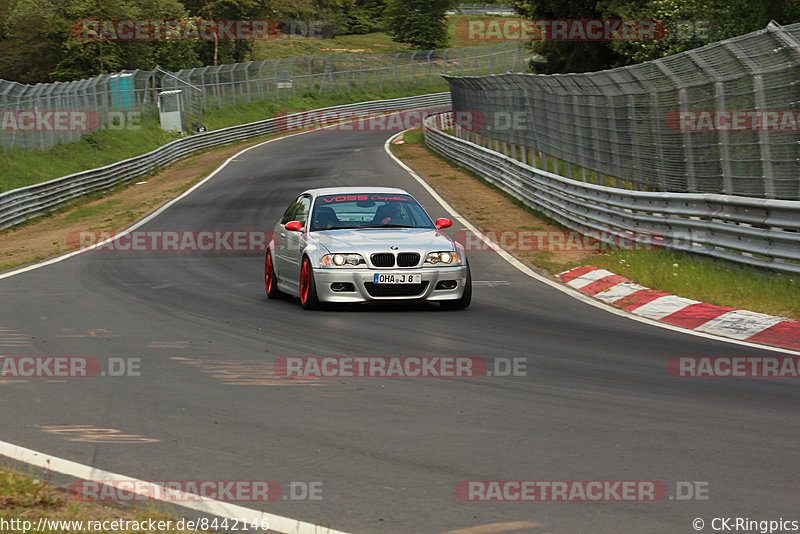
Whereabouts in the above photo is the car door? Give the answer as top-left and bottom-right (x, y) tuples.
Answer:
(274, 196), (302, 277)
(281, 195), (311, 288)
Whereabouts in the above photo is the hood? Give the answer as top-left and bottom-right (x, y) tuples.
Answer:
(312, 228), (454, 254)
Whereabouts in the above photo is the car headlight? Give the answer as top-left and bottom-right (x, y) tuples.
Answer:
(425, 251), (461, 265)
(320, 253), (365, 267)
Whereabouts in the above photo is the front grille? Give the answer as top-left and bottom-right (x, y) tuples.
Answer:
(364, 281), (429, 297)
(371, 253), (395, 267)
(396, 252), (420, 267)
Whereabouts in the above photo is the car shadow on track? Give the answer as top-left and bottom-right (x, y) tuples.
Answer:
(261, 296), (468, 313)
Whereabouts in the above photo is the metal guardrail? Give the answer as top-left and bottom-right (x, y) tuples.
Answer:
(0, 92), (451, 230)
(424, 111), (800, 275)
(0, 42), (522, 150)
(449, 4), (516, 15)
(444, 22), (800, 200)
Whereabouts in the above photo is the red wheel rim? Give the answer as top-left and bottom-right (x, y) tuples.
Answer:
(265, 252), (273, 292)
(300, 259), (310, 303)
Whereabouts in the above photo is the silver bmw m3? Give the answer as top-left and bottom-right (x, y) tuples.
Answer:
(265, 187), (471, 310)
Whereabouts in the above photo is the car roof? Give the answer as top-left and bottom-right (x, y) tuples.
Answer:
(303, 187), (410, 197)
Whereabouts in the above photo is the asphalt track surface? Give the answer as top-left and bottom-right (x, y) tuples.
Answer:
(1, 124), (798, 534)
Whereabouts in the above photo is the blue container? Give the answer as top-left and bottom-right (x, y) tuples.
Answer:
(109, 73), (135, 109)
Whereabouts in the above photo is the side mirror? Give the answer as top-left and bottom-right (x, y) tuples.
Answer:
(435, 218), (452, 229)
(285, 221), (303, 231)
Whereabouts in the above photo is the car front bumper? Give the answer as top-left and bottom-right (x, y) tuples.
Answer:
(312, 265), (468, 303)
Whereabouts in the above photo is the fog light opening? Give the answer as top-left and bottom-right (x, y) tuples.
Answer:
(331, 282), (356, 292)
(435, 280), (458, 290)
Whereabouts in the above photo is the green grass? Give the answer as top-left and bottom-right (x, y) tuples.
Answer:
(202, 83), (449, 131)
(412, 127), (800, 319)
(0, 83), (450, 194)
(253, 29), (410, 59)
(63, 199), (124, 222)
(0, 466), (61, 509)
(0, 464), (215, 533)
(0, 117), (179, 194)
(250, 14), (514, 60)
(587, 248), (800, 319)
(401, 129), (425, 144)
(1, 14), (522, 193)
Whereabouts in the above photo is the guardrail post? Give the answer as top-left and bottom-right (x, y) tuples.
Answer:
(421, 110), (800, 274)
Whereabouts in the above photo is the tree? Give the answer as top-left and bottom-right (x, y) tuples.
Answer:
(600, 0), (800, 65)
(385, 0), (454, 50)
(511, 0), (622, 74)
(0, 0), (200, 83)
(347, 0), (387, 34)
(181, 0), (270, 64)
(510, 0), (800, 74)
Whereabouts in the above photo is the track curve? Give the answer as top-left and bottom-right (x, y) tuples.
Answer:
(1, 124), (798, 533)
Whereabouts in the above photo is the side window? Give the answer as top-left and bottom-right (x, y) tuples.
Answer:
(293, 196), (311, 225)
(280, 198), (300, 225)
(280, 195), (311, 225)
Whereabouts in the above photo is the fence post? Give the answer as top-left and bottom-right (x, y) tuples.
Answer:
(720, 42), (776, 198)
(687, 49), (733, 196)
(655, 60), (696, 192)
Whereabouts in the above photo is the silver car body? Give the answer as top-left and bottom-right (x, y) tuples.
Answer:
(267, 187), (470, 305)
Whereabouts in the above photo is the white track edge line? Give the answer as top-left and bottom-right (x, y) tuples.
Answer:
(0, 440), (348, 534)
(382, 131), (800, 357)
(0, 119), (796, 533)
(0, 129), (352, 534)
(0, 129), (310, 281)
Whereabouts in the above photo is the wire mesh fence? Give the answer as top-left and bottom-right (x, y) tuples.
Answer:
(0, 42), (523, 151)
(445, 22), (800, 200)
(0, 70), (157, 151)
(449, 4), (516, 15)
(161, 42), (521, 110)
(0, 92), (452, 230)
(424, 111), (800, 274)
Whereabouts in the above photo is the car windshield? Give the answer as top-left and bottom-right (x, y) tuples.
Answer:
(310, 193), (435, 231)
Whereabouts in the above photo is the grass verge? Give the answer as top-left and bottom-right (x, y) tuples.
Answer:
(0, 134), (281, 271)
(249, 14), (512, 60)
(0, 84), (449, 194)
(5, 115), (795, 319)
(0, 116), (180, 194)
(0, 464), (213, 533)
(202, 84), (448, 131)
(392, 129), (800, 319)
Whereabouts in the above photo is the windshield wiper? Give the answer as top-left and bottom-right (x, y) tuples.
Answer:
(359, 224), (419, 228)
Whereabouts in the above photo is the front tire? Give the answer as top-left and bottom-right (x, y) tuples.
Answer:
(440, 262), (471, 310)
(299, 256), (320, 310)
(265, 250), (286, 299)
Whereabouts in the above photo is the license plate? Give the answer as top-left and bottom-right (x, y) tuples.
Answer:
(374, 273), (421, 284)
